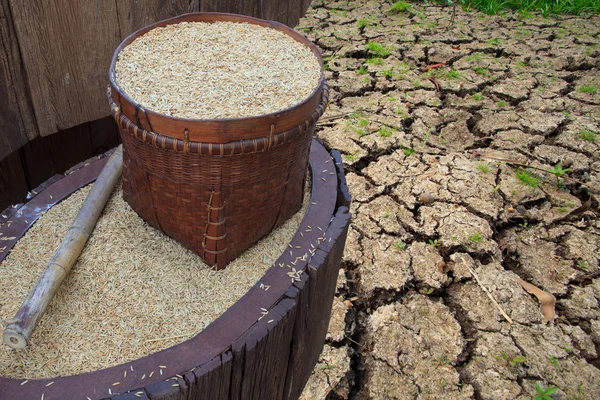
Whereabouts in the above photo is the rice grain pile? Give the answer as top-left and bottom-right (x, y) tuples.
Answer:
(0, 183), (309, 378)
(115, 21), (322, 119)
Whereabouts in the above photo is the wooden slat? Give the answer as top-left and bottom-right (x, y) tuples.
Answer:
(0, 150), (29, 212)
(0, 0), (37, 159)
(8, 0), (122, 136)
(115, 1), (194, 40)
(231, 298), (297, 399)
(20, 122), (94, 188)
(200, 0), (258, 17)
(189, 352), (233, 400)
(89, 116), (121, 155)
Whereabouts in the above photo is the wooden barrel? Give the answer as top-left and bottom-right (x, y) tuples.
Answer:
(0, 139), (351, 400)
(108, 13), (327, 270)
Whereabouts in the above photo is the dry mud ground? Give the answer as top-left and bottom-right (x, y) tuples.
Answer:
(297, 1), (600, 399)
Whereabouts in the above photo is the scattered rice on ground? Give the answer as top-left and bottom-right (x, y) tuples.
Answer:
(0, 182), (309, 378)
(115, 21), (322, 119)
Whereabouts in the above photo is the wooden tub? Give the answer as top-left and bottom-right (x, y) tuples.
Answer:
(0, 139), (351, 400)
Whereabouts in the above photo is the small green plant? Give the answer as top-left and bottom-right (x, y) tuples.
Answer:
(365, 57), (383, 65)
(438, 354), (451, 365)
(579, 129), (598, 142)
(478, 163), (490, 173)
(355, 128), (367, 137)
(472, 92), (483, 100)
(358, 118), (369, 127)
(365, 42), (391, 57)
(394, 107), (409, 118)
(576, 260), (589, 271)
(498, 352), (527, 367)
(381, 68), (394, 78)
(344, 154), (355, 161)
(515, 60), (527, 69)
(448, 69), (461, 79)
(468, 233), (483, 243)
(394, 241), (407, 250)
(357, 19), (370, 28)
(548, 356), (561, 370)
(428, 239), (439, 247)
(577, 85), (598, 94)
(474, 67), (488, 76)
(534, 384), (558, 400)
(516, 169), (541, 188)
(357, 66), (368, 75)
(487, 38), (501, 45)
(389, 1), (410, 13)
(557, 206), (568, 213)
(403, 147), (415, 156)
(379, 127), (392, 137)
(319, 363), (336, 370)
(420, 287), (434, 295)
(496, 100), (507, 108)
(381, 211), (390, 218)
(464, 53), (483, 62)
(547, 163), (570, 188)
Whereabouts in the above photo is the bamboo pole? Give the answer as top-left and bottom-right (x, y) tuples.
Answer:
(3, 145), (123, 350)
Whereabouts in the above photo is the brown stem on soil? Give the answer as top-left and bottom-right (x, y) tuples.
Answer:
(468, 266), (514, 324)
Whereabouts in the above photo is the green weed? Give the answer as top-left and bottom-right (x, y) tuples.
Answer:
(395, 241), (407, 250)
(477, 163), (490, 173)
(379, 127), (393, 137)
(357, 66), (368, 75)
(577, 84), (598, 94)
(366, 42), (391, 57)
(579, 129), (598, 142)
(468, 233), (483, 243)
(547, 163), (570, 188)
(389, 1), (411, 13)
(473, 92), (483, 100)
(403, 147), (415, 156)
(534, 384), (558, 400)
(516, 169), (541, 187)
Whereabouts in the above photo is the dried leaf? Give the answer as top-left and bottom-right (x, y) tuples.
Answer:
(513, 277), (556, 323)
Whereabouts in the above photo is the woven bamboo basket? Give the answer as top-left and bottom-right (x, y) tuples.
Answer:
(107, 13), (327, 269)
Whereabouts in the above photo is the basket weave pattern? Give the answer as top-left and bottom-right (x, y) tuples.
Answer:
(108, 85), (329, 269)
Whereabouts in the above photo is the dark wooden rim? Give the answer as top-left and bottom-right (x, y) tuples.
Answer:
(0, 140), (340, 400)
(108, 12), (325, 144)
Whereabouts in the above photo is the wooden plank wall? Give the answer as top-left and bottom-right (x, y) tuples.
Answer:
(0, 0), (314, 210)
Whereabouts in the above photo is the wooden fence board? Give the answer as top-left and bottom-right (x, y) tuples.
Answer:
(8, 0), (122, 136)
(0, 0), (37, 159)
(0, 150), (29, 213)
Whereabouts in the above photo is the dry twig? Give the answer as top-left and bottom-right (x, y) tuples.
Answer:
(468, 267), (513, 324)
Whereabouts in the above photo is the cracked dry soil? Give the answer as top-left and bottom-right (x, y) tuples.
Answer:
(296, 1), (600, 399)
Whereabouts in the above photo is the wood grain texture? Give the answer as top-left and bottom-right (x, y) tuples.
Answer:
(0, 0), (37, 159)
(8, 0), (122, 136)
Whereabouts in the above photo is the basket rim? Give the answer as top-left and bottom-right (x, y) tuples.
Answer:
(108, 12), (325, 144)
(108, 83), (329, 155)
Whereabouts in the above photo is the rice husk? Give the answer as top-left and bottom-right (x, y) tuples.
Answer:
(0, 182), (309, 378)
(115, 21), (322, 120)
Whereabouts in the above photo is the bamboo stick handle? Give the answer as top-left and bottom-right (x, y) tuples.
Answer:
(3, 145), (123, 350)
